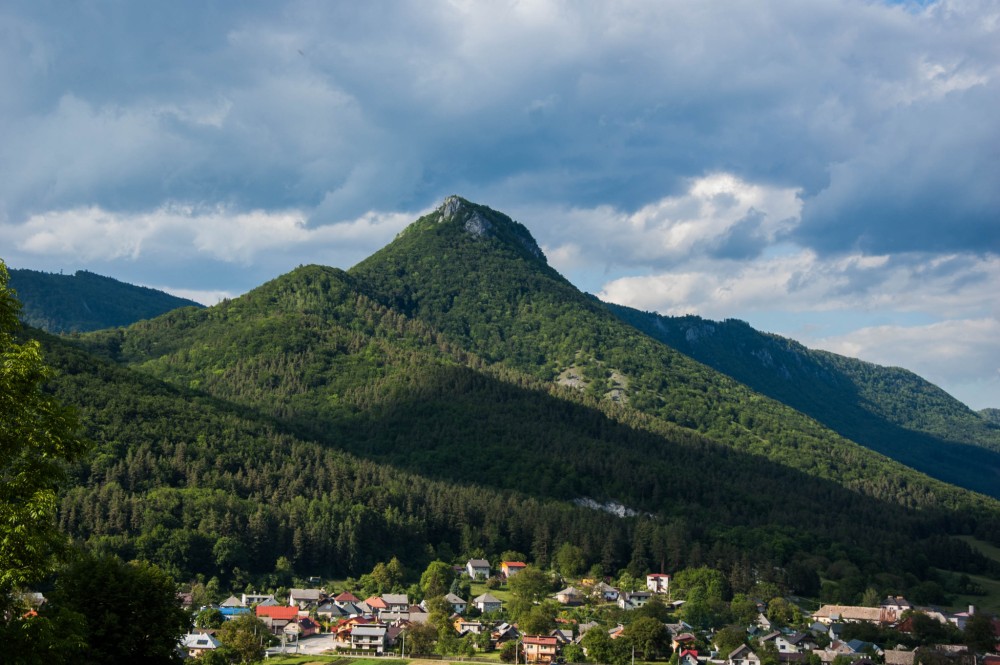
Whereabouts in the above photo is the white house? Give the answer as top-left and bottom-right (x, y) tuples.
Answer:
(646, 573), (671, 594)
(466, 559), (491, 580)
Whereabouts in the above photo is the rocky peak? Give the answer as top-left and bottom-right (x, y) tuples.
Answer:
(434, 195), (545, 261)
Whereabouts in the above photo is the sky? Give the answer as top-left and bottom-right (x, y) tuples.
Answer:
(1, 0), (998, 410)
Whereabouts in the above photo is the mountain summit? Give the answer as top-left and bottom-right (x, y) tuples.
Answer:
(399, 195), (547, 264)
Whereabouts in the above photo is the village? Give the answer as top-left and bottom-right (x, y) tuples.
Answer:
(175, 559), (1000, 665)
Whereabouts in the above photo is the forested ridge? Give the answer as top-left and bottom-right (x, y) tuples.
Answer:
(8, 267), (202, 333)
(606, 307), (1000, 499)
(21, 196), (1000, 605)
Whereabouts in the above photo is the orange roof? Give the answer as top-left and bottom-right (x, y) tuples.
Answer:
(365, 596), (388, 609)
(256, 605), (299, 620)
(503, 561), (527, 567)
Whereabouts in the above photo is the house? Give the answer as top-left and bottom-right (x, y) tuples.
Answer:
(455, 618), (485, 635)
(467, 559), (491, 580)
(647, 573), (671, 594)
(502, 561), (528, 577)
(365, 596), (389, 617)
(880, 596), (912, 614)
(317, 602), (351, 621)
(884, 650), (915, 665)
(671, 632), (697, 651)
(351, 625), (388, 654)
(617, 590), (652, 610)
(242, 593), (275, 606)
(728, 644), (761, 665)
(334, 591), (361, 605)
(473, 592), (502, 613)
(679, 649), (700, 665)
(812, 605), (888, 625)
(592, 581), (620, 602)
(554, 586), (585, 605)
(255, 605), (301, 634)
(779, 633), (819, 653)
(289, 588), (324, 608)
(220, 595), (244, 608)
(285, 616), (320, 638)
(444, 592), (468, 614)
(382, 593), (410, 613)
(493, 622), (520, 645)
(524, 635), (559, 663)
(180, 633), (221, 658)
(551, 628), (574, 644)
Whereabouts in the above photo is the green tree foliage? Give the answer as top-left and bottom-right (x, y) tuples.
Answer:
(714, 625), (747, 656)
(729, 594), (758, 625)
(509, 565), (555, 603)
(404, 620), (438, 656)
(624, 616), (671, 660)
(421, 560), (455, 598)
(195, 607), (225, 629)
(216, 613), (274, 663)
(8, 267), (202, 334)
(555, 542), (587, 577)
(0, 262), (88, 603)
(962, 611), (996, 653)
(46, 551), (190, 664)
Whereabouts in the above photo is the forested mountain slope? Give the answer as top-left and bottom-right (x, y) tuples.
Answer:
(47, 195), (1000, 602)
(9, 267), (201, 333)
(606, 308), (1000, 499)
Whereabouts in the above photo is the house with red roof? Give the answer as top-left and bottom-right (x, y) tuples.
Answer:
(501, 561), (527, 577)
(255, 605), (301, 633)
(524, 635), (559, 663)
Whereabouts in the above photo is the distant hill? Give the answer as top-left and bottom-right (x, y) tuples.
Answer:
(982, 409), (1000, 426)
(605, 308), (1000, 498)
(8, 268), (202, 332)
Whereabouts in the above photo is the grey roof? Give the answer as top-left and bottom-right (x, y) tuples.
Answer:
(290, 588), (323, 600)
(474, 593), (501, 604)
(181, 633), (221, 649)
(220, 595), (243, 607)
(444, 593), (467, 604)
(467, 558), (491, 568)
(353, 625), (388, 637)
(382, 593), (409, 605)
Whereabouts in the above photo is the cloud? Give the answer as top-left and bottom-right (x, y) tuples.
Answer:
(3, 0), (997, 256)
(0, 203), (417, 282)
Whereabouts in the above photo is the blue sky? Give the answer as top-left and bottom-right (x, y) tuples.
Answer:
(1, 0), (997, 410)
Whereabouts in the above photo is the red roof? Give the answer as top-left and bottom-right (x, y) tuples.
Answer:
(524, 636), (559, 646)
(256, 605), (299, 620)
(335, 591), (360, 602)
(503, 561), (527, 568)
(647, 573), (671, 578)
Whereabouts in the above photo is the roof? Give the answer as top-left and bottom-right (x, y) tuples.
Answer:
(256, 605), (300, 620)
(365, 596), (388, 609)
(220, 595), (243, 607)
(884, 650), (915, 665)
(813, 605), (883, 622)
(382, 593), (409, 605)
(181, 633), (221, 649)
(335, 591), (360, 602)
(353, 625), (388, 637)
(474, 593), (501, 604)
(444, 593), (467, 604)
(289, 588), (323, 600)
(729, 645), (757, 659)
(467, 558), (491, 568)
(647, 573), (672, 578)
(503, 561), (527, 568)
(524, 635), (559, 646)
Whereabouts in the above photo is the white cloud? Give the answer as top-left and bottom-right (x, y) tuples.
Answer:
(1, 203), (415, 266)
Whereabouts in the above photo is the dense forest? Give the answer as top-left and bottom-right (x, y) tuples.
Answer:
(6, 196), (1000, 611)
(8, 267), (202, 333)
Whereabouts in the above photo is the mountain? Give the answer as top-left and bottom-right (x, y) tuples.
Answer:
(27, 196), (1000, 602)
(8, 267), (202, 333)
(982, 409), (1000, 426)
(605, 308), (1000, 499)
